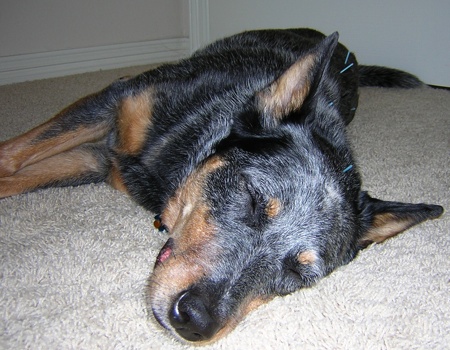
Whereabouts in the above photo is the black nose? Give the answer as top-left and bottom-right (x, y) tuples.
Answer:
(169, 290), (220, 342)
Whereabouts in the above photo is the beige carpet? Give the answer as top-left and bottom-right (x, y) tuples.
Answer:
(0, 65), (449, 350)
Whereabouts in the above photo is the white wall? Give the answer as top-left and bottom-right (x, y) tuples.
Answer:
(0, 0), (189, 84)
(2, 1), (448, 86)
(0, 0), (189, 56)
(208, 0), (450, 86)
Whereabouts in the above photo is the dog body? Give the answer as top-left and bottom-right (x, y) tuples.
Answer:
(0, 28), (443, 344)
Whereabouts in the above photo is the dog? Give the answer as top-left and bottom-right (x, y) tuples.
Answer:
(0, 28), (443, 344)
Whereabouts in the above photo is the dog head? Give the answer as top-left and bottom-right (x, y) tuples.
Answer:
(148, 32), (443, 344)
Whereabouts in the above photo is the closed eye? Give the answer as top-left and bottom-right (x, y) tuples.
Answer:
(284, 258), (303, 280)
(247, 183), (263, 216)
(283, 253), (324, 287)
(276, 265), (304, 295)
(241, 178), (266, 228)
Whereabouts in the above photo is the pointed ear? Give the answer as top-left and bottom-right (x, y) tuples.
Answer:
(357, 192), (443, 249)
(256, 32), (339, 126)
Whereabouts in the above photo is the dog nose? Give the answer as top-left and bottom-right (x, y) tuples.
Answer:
(169, 290), (220, 342)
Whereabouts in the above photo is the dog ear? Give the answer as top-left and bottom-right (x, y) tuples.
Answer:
(357, 192), (443, 249)
(256, 32), (339, 126)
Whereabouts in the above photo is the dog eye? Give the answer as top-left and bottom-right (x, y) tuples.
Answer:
(283, 253), (322, 288)
(243, 181), (266, 228)
(283, 255), (305, 276)
(280, 266), (309, 294)
(285, 260), (303, 279)
(247, 184), (262, 215)
(277, 263), (304, 294)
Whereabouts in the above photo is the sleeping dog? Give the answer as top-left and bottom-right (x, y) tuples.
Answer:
(0, 28), (443, 344)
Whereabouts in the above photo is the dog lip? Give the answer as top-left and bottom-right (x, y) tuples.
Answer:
(155, 238), (174, 267)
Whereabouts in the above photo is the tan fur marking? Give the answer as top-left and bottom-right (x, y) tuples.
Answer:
(148, 156), (226, 340)
(0, 123), (109, 178)
(177, 204), (214, 249)
(148, 252), (213, 334)
(161, 155), (225, 232)
(108, 162), (129, 194)
(116, 90), (153, 155)
(363, 213), (413, 244)
(297, 250), (317, 265)
(243, 295), (273, 314)
(257, 54), (315, 120)
(265, 197), (282, 218)
(0, 147), (102, 198)
(205, 295), (274, 345)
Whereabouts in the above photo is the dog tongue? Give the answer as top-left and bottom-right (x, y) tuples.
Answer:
(155, 238), (174, 265)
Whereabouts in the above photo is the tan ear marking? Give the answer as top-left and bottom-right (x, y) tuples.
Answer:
(363, 213), (413, 244)
(257, 54), (315, 121)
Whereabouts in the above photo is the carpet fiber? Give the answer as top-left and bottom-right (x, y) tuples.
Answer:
(1, 65), (449, 349)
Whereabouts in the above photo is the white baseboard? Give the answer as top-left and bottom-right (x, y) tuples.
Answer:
(0, 38), (189, 85)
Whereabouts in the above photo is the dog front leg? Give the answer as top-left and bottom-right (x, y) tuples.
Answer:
(0, 144), (110, 198)
(0, 83), (124, 178)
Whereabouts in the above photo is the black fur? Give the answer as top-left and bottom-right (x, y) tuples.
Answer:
(359, 65), (423, 88)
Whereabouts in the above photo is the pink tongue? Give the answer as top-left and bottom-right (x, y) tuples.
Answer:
(156, 238), (174, 265)
(157, 246), (172, 263)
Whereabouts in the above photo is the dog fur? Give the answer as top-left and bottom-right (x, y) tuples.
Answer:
(0, 28), (443, 344)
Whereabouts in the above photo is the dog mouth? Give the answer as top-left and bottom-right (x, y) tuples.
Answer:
(151, 238), (225, 343)
(149, 236), (274, 344)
